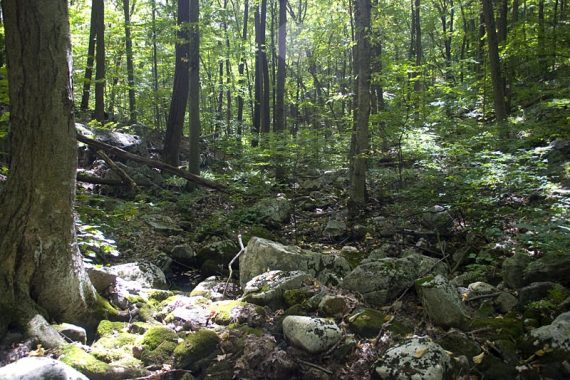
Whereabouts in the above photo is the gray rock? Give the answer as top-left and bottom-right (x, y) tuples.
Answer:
(190, 276), (226, 301)
(196, 240), (238, 274)
(170, 244), (197, 265)
(519, 282), (559, 307)
(416, 275), (469, 328)
(524, 253), (570, 287)
(282, 316), (342, 354)
(495, 292), (519, 313)
(239, 237), (350, 288)
(530, 311), (570, 353)
(159, 295), (212, 330)
(53, 323), (87, 344)
(420, 205), (454, 234)
(323, 218), (347, 239)
(450, 272), (484, 287)
(341, 254), (447, 306)
(86, 266), (118, 293)
(0, 357), (89, 380)
(375, 336), (452, 380)
(103, 262), (167, 289)
(250, 196), (292, 228)
(502, 253), (532, 288)
(242, 270), (311, 308)
(318, 295), (351, 318)
(467, 281), (497, 296)
(143, 214), (183, 234)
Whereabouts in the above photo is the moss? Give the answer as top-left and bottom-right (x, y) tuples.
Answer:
(173, 329), (220, 371)
(236, 325), (264, 337)
(60, 344), (111, 377)
(415, 275), (435, 287)
(211, 300), (247, 325)
(283, 288), (314, 307)
(470, 317), (524, 341)
(128, 321), (152, 334)
(138, 304), (158, 322)
(142, 326), (178, 351)
(94, 294), (121, 320)
(348, 308), (386, 338)
(91, 333), (140, 362)
(141, 340), (178, 365)
(96, 320), (126, 337)
(147, 289), (175, 303)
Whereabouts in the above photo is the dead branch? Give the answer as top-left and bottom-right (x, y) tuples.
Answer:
(96, 150), (137, 190)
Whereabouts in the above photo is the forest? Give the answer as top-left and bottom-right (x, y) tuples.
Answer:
(0, 0), (569, 379)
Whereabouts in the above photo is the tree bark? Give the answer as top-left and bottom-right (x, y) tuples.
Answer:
(80, 0), (97, 111)
(123, 0), (137, 123)
(151, 0), (161, 129)
(349, 0), (371, 216)
(164, 0), (190, 166)
(94, 0), (106, 123)
(481, 0), (508, 128)
(188, 0), (201, 176)
(236, 0), (249, 136)
(274, 0), (287, 133)
(0, 0), (98, 340)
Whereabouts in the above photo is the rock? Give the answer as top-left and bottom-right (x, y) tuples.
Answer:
(250, 196), (292, 228)
(450, 271), (484, 287)
(318, 295), (351, 318)
(375, 336), (452, 380)
(242, 270), (312, 308)
(173, 330), (220, 372)
(0, 357), (89, 380)
(420, 205), (454, 234)
(416, 275), (469, 329)
(524, 253), (570, 287)
(196, 240), (238, 275)
(239, 237), (350, 288)
(210, 300), (265, 326)
(341, 254), (447, 306)
(234, 334), (299, 380)
(530, 311), (570, 353)
(495, 292), (519, 313)
(467, 281), (497, 296)
(436, 328), (481, 360)
(143, 214), (183, 235)
(53, 323), (87, 344)
(282, 316), (342, 354)
(159, 295), (212, 330)
(139, 326), (178, 365)
(170, 244), (197, 266)
(348, 308), (386, 338)
(502, 253), (532, 288)
(190, 276), (226, 301)
(103, 262), (167, 289)
(519, 282), (560, 307)
(323, 218), (347, 239)
(86, 266), (118, 293)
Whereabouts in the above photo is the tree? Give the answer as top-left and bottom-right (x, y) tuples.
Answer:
(349, 0), (371, 218)
(123, 0), (137, 123)
(274, 0), (287, 133)
(481, 0), (508, 129)
(80, 0), (98, 111)
(236, 0), (250, 136)
(94, 0), (106, 122)
(0, 0), (98, 343)
(188, 0), (201, 176)
(164, 0), (191, 167)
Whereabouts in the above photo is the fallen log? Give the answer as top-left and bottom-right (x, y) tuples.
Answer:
(76, 173), (152, 187)
(77, 133), (227, 192)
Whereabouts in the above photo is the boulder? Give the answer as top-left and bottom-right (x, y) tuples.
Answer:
(53, 323), (87, 344)
(416, 275), (469, 329)
(169, 244), (197, 266)
(524, 253), (570, 287)
(242, 270), (311, 308)
(375, 336), (452, 380)
(530, 311), (570, 353)
(143, 214), (183, 235)
(158, 295), (212, 330)
(518, 282), (560, 307)
(323, 217), (347, 239)
(502, 253), (531, 288)
(318, 295), (351, 318)
(196, 240), (239, 275)
(341, 254), (447, 306)
(348, 308), (387, 338)
(190, 276), (227, 301)
(250, 196), (292, 228)
(239, 237), (350, 288)
(282, 316), (342, 354)
(173, 329), (220, 372)
(101, 262), (167, 289)
(420, 205), (454, 234)
(0, 357), (89, 380)
(495, 292), (519, 314)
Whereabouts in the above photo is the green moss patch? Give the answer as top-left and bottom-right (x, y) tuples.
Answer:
(60, 344), (111, 378)
(96, 320), (126, 337)
(142, 326), (178, 350)
(173, 329), (220, 371)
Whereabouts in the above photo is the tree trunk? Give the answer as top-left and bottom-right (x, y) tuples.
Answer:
(188, 0), (201, 176)
(349, 0), (371, 217)
(164, 0), (190, 166)
(80, 0), (97, 111)
(236, 0), (249, 136)
(274, 0), (287, 133)
(94, 0), (106, 123)
(252, 7), (262, 146)
(152, 0), (161, 129)
(123, 0), (137, 123)
(481, 0), (508, 128)
(0, 0), (98, 341)
(260, 0), (271, 134)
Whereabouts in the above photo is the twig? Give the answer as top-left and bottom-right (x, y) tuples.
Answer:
(96, 150), (137, 190)
(223, 234), (245, 296)
(296, 359), (334, 375)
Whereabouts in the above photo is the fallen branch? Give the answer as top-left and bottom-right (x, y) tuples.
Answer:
(96, 150), (137, 190)
(76, 173), (151, 187)
(224, 234), (245, 296)
(76, 132), (227, 192)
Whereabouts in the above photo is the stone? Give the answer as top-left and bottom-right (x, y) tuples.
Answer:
(436, 329), (481, 360)
(242, 270), (312, 308)
(159, 295), (212, 330)
(323, 218), (347, 239)
(467, 281), (497, 296)
(196, 240), (239, 274)
(375, 336), (452, 380)
(416, 275), (469, 329)
(102, 262), (167, 289)
(53, 323), (87, 344)
(502, 253), (532, 288)
(318, 295), (351, 318)
(0, 357), (89, 380)
(341, 254), (447, 306)
(420, 205), (454, 234)
(282, 316), (342, 354)
(239, 237), (350, 288)
(250, 196), (292, 228)
(530, 311), (570, 353)
(86, 266), (118, 293)
(348, 308), (386, 338)
(519, 282), (559, 307)
(143, 214), (183, 234)
(495, 292), (519, 313)
(450, 271), (484, 287)
(170, 244), (197, 266)
(173, 330), (220, 372)
(524, 253), (570, 287)
(189, 276), (226, 301)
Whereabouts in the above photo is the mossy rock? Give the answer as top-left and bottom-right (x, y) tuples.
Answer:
(91, 332), (140, 362)
(283, 288), (314, 307)
(141, 340), (178, 365)
(142, 326), (178, 350)
(436, 329), (481, 359)
(94, 294), (121, 321)
(96, 320), (126, 337)
(211, 300), (247, 325)
(469, 317), (524, 341)
(348, 308), (387, 338)
(128, 321), (152, 334)
(60, 344), (112, 379)
(203, 358), (235, 380)
(173, 329), (220, 372)
(147, 289), (176, 303)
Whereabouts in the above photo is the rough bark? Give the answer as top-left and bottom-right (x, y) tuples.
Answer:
(152, 0), (161, 129)
(188, 0), (201, 176)
(123, 0), (137, 123)
(274, 0), (287, 133)
(94, 0), (106, 123)
(80, 0), (97, 111)
(236, 0), (249, 135)
(0, 0), (98, 339)
(164, 0), (190, 166)
(349, 0), (371, 216)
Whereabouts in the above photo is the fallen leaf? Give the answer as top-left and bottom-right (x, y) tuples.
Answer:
(473, 352), (485, 364)
(414, 346), (428, 358)
(28, 345), (45, 357)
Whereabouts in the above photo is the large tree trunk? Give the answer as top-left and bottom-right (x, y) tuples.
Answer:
(80, 0), (97, 111)
(0, 0), (98, 341)
(94, 0), (106, 123)
(188, 0), (201, 176)
(123, 0), (137, 123)
(274, 0), (286, 133)
(236, 0), (249, 136)
(164, 0), (190, 166)
(349, 0), (371, 218)
(481, 0), (508, 128)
